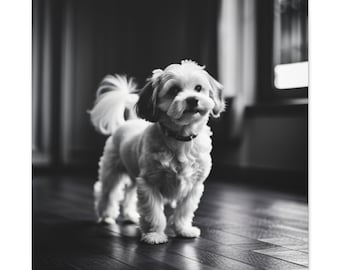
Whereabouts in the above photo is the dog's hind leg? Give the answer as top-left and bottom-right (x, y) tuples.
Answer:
(94, 136), (126, 225)
(121, 183), (139, 224)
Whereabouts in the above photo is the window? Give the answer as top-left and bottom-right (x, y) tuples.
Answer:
(273, 0), (308, 91)
(256, 0), (308, 102)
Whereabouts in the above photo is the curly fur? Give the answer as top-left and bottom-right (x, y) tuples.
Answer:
(89, 60), (224, 244)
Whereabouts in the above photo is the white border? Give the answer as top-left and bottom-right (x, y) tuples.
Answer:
(1, 0), (340, 269)
(310, 0), (340, 269)
(0, 0), (32, 269)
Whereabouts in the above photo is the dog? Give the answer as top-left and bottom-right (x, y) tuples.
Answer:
(89, 60), (224, 244)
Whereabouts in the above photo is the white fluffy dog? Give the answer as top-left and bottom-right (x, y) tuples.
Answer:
(89, 60), (224, 244)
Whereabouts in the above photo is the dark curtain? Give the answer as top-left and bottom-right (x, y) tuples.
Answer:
(33, 0), (220, 167)
(90, 0), (220, 83)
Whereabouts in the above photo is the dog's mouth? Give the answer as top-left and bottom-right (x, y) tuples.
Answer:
(183, 107), (204, 115)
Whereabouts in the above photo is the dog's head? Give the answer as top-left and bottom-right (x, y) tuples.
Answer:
(136, 60), (224, 125)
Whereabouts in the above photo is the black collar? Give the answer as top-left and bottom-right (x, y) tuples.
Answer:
(159, 123), (198, 142)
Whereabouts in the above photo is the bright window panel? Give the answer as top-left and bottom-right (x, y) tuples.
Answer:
(274, 61), (308, 89)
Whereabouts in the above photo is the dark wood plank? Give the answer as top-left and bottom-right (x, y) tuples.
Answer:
(253, 247), (308, 267)
(33, 174), (309, 270)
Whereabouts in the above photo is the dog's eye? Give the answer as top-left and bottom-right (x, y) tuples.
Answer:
(194, 85), (202, 92)
(169, 86), (181, 96)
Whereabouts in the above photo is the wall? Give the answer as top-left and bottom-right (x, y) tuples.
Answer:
(33, 0), (308, 180)
(213, 104), (307, 173)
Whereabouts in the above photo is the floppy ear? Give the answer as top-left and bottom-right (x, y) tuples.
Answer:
(135, 81), (157, 122)
(135, 70), (163, 122)
(136, 69), (163, 122)
(207, 73), (225, 118)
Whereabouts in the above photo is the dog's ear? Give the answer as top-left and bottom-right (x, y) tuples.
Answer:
(136, 69), (163, 122)
(136, 81), (158, 122)
(206, 73), (225, 118)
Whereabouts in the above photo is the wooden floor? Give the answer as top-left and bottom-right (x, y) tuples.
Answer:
(33, 174), (308, 270)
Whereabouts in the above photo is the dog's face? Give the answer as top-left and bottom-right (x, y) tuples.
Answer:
(136, 60), (224, 125)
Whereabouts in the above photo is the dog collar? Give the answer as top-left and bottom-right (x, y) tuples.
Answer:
(159, 123), (198, 142)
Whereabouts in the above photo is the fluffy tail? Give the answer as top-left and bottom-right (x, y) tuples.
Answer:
(89, 74), (139, 135)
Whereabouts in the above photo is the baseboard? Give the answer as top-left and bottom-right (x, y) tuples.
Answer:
(33, 163), (308, 198)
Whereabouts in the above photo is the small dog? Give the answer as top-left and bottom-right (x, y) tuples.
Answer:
(89, 60), (224, 244)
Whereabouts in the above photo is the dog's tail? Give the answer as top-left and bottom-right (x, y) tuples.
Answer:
(89, 74), (139, 135)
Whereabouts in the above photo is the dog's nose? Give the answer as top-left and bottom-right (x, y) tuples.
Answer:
(186, 97), (198, 108)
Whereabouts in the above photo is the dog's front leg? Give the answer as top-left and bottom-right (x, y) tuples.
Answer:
(172, 183), (204, 238)
(136, 177), (168, 244)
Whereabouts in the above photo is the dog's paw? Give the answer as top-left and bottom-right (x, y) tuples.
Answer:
(141, 232), (168, 244)
(176, 226), (201, 238)
(98, 216), (116, 225)
(122, 212), (140, 224)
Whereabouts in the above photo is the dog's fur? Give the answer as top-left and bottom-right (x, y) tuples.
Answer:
(89, 60), (224, 244)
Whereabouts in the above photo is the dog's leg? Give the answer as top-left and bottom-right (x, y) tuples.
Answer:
(137, 177), (168, 244)
(121, 184), (139, 224)
(94, 173), (126, 226)
(172, 183), (204, 238)
(94, 137), (125, 226)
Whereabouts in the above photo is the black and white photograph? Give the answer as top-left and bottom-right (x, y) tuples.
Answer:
(31, 0), (310, 269)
